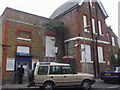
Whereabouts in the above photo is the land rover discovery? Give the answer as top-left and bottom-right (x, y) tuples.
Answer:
(28, 62), (95, 90)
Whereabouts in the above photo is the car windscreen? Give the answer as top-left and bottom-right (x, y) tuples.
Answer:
(105, 67), (116, 72)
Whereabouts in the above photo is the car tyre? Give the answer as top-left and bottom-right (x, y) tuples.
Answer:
(43, 82), (54, 90)
(81, 80), (91, 90)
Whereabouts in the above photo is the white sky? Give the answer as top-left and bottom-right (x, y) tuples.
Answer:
(0, 0), (119, 36)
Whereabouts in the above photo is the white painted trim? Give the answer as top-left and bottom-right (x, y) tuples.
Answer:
(97, 0), (108, 17)
(64, 36), (110, 45)
(78, 0), (84, 5)
(84, 30), (89, 33)
(97, 40), (110, 44)
(99, 61), (106, 63)
(17, 37), (31, 41)
(80, 61), (93, 63)
(80, 60), (105, 63)
(78, 0), (108, 17)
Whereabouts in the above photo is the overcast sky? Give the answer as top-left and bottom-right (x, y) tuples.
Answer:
(0, 0), (119, 36)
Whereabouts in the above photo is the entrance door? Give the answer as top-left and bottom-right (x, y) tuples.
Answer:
(16, 61), (30, 83)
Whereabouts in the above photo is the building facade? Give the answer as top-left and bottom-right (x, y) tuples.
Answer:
(50, 0), (118, 77)
(106, 26), (118, 59)
(0, 8), (64, 84)
(0, 0), (118, 84)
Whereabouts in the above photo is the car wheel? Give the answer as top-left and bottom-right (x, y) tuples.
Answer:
(43, 82), (54, 90)
(81, 80), (91, 90)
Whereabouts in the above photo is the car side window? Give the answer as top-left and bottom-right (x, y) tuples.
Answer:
(38, 66), (48, 75)
(62, 66), (73, 74)
(49, 66), (62, 74)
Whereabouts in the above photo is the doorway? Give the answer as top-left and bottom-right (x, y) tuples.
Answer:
(16, 61), (31, 83)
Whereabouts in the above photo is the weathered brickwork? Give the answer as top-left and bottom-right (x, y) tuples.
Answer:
(1, 8), (63, 84)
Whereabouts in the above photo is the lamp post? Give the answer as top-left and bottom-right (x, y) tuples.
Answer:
(82, 25), (90, 73)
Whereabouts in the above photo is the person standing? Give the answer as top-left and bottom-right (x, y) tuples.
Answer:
(17, 65), (24, 84)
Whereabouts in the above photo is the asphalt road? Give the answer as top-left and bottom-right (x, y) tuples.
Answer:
(1, 79), (120, 90)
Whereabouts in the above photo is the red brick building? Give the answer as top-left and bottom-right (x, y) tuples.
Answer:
(0, 0), (118, 84)
(0, 7), (64, 84)
(50, 0), (118, 77)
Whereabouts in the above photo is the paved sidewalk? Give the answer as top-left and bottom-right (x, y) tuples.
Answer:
(1, 82), (39, 89)
(1, 83), (28, 89)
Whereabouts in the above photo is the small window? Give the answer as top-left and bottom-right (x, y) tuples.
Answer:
(98, 20), (103, 35)
(98, 46), (104, 62)
(92, 18), (96, 34)
(83, 15), (88, 32)
(38, 66), (48, 75)
(112, 37), (116, 46)
(107, 33), (109, 42)
(49, 66), (62, 74)
(62, 66), (73, 74)
(17, 46), (30, 54)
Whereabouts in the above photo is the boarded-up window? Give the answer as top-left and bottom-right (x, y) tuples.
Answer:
(81, 44), (91, 62)
(46, 36), (55, 57)
(98, 46), (104, 62)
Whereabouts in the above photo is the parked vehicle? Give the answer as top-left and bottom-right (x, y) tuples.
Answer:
(101, 67), (120, 83)
(28, 62), (95, 90)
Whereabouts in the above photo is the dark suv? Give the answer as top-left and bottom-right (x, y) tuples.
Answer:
(101, 67), (120, 83)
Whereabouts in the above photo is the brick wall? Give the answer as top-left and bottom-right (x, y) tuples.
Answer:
(54, 2), (118, 74)
(1, 8), (63, 84)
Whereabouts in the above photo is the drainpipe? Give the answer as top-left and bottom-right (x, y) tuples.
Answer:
(95, 1), (100, 78)
(88, 1), (97, 78)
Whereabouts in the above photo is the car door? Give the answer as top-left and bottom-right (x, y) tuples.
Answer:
(62, 66), (80, 86)
(49, 66), (64, 86)
(34, 66), (49, 85)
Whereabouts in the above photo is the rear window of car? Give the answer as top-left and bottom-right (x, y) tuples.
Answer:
(105, 67), (116, 72)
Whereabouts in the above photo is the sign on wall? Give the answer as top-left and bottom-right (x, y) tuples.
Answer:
(63, 55), (75, 60)
(6, 58), (15, 71)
